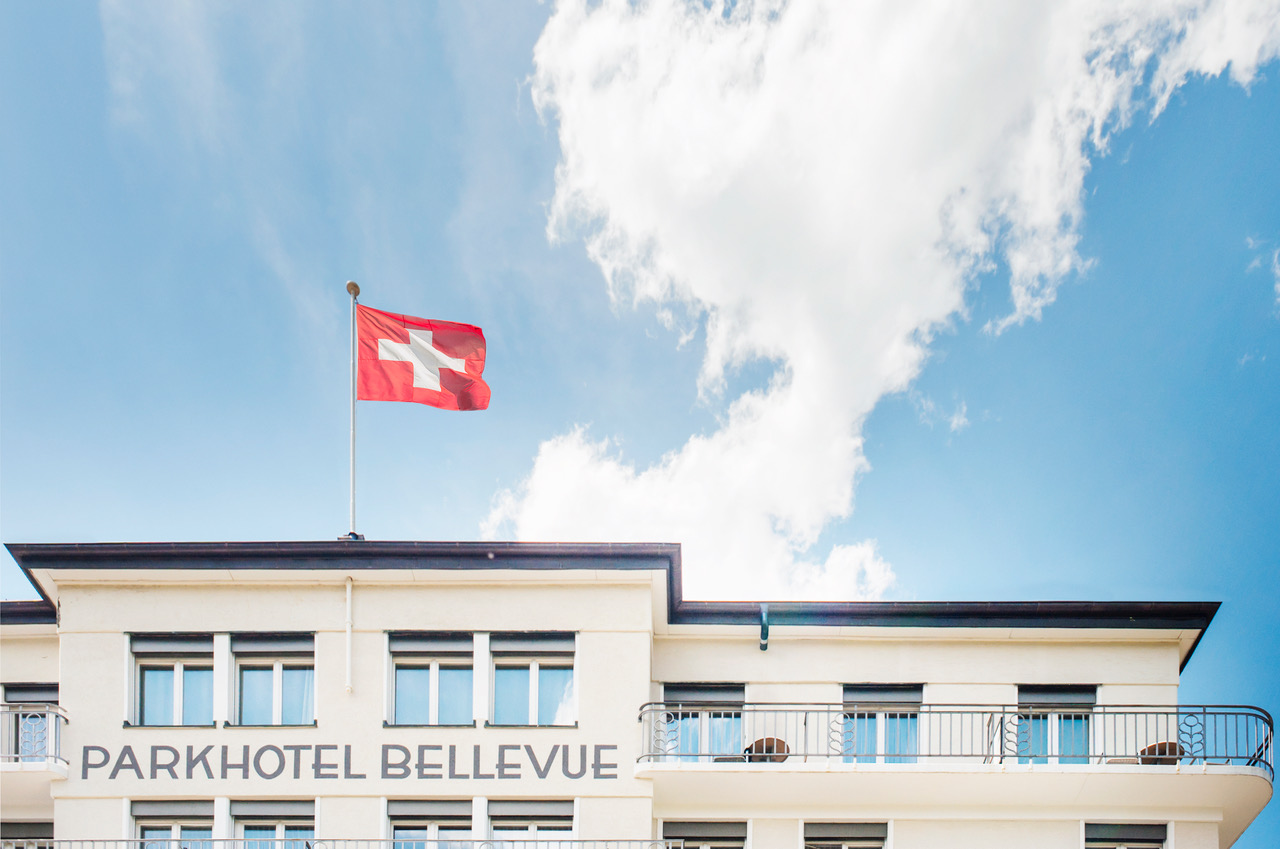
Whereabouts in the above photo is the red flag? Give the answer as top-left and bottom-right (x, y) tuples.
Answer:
(356, 304), (490, 411)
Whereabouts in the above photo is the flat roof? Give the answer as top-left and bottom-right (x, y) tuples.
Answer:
(3, 540), (1218, 668)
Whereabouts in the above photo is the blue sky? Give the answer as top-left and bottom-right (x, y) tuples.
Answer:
(2, 1), (1279, 842)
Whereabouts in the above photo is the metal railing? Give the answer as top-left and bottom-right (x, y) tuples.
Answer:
(638, 702), (1273, 777)
(0, 704), (67, 765)
(0, 842), (682, 849)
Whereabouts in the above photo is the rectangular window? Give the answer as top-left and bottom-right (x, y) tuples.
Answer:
(389, 633), (474, 726)
(662, 684), (745, 762)
(1084, 823), (1166, 848)
(232, 801), (314, 849)
(490, 633), (575, 726)
(389, 800), (472, 849)
(1017, 685), (1096, 764)
(232, 634), (315, 726)
(662, 821), (747, 849)
(131, 635), (215, 727)
(133, 800), (216, 849)
(803, 822), (887, 849)
(489, 800), (573, 846)
(842, 685), (922, 764)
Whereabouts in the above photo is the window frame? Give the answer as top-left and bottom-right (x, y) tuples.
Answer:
(235, 659), (315, 726)
(135, 660), (214, 727)
(489, 633), (577, 728)
(393, 660), (474, 727)
(661, 684), (746, 762)
(137, 821), (215, 848)
(841, 685), (922, 764)
(1017, 685), (1097, 765)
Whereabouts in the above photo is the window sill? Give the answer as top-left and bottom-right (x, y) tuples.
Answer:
(383, 721), (477, 728)
(221, 720), (318, 728)
(483, 721), (579, 729)
(123, 721), (217, 728)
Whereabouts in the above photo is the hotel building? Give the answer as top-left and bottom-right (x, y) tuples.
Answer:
(0, 541), (1272, 849)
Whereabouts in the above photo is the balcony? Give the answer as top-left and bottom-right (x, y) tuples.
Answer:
(1, 704), (67, 816)
(638, 702), (1273, 774)
(0, 842), (682, 849)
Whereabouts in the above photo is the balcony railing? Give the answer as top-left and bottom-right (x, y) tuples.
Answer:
(638, 702), (1273, 777)
(0, 842), (682, 849)
(1, 704), (67, 765)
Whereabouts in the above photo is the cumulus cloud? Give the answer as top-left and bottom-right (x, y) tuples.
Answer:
(486, 0), (1280, 599)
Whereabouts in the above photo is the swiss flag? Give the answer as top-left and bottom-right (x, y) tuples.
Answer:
(356, 304), (490, 411)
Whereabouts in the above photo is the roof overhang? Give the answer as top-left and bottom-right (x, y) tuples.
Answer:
(3, 541), (1218, 669)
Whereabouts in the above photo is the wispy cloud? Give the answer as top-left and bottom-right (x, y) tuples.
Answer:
(487, 0), (1280, 599)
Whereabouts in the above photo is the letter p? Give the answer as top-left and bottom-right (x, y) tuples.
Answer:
(82, 745), (110, 779)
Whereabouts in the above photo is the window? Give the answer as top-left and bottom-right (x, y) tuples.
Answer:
(390, 633), (473, 726)
(134, 801), (215, 849)
(489, 801), (573, 846)
(389, 800), (471, 849)
(803, 822), (887, 849)
(1017, 685), (1096, 764)
(1084, 823), (1166, 848)
(232, 801), (314, 849)
(662, 822), (747, 849)
(3, 683), (58, 760)
(490, 633), (575, 726)
(131, 635), (214, 727)
(661, 684), (745, 762)
(233, 634), (315, 726)
(842, 685), (921, 764)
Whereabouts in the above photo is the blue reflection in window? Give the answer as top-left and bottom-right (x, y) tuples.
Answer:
(673, 712), (700, 761)
(884, 712), (918, 763)
(1019, 713), (1050, 764)
(283, 825), (313, 849)
(709, 712), (742, 757)
(843, 713), (877, 763)
(1058, 712), (1090, 764)
(242, 825), (275, 849)
(180, 826), (212, 849)
(141, 667), (174, 726)
(438, 666), (473, 725)
(395, 666), (430, 724)
(282, 666), (314, 725)
(493, 666), (530, 725)
(182, 666), (213, 726)
(537, 666), (574, 725)
(239, 667), (273, 725)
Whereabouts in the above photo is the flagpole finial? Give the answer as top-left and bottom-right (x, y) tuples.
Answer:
(346, 281), (360, 297)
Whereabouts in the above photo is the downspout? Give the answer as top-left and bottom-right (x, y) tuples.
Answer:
(759, 603), (769, 651)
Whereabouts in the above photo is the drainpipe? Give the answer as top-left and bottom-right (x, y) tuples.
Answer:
(759, 603), (770, 651)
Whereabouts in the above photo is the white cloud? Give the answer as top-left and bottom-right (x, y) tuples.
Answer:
(949, 402), (971, 434)
(487, 0), (1280, 599)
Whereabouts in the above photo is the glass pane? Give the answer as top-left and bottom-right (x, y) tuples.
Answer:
(180, 826), (212, 849)
(709, 712), (742, 756)
(395, 666), (431, 724)
(140, 826), (172, 841)
(438, 666), (474, 725)
(884, 712), (918, 763)
(1019, 713), (1049, 764)
(242, 826), (275, 849)
(282, 666), (314, 725)
(17, 711), (48, 759)
(393, 826), (429, 849)
(283, 825), (314, 849)
(842, 713), (877, 763)
(1059, 712), (1090, 764)
(141, 667), (174, 726)
(674, 711), (701, 761)
(493, 665), (530, 725)
(537, 666), (574, 725)
(239, 666), (273, 725)
(182, 666), (213, 726)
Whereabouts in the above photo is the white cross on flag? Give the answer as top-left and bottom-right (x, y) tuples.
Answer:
(356, 304), (490, 410)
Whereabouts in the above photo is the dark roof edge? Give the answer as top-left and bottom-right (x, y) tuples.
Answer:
(0, 599), (57, 625)
(5, 542), (1218, 666)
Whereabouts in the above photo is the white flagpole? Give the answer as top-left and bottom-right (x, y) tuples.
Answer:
(346, 280), (360, 538)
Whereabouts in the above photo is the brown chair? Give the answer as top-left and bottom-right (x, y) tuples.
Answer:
(1138, 741), (1185, 765)
(745, 736), (790, 763)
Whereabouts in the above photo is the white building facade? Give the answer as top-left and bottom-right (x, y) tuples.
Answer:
(0, 541), (1272, 849)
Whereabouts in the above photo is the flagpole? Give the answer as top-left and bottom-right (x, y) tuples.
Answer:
(346, 281), (360, 538)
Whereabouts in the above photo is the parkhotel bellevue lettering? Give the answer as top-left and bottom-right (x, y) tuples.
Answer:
(1, 540), (1273, 849)
(80, 742), (619, 781)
